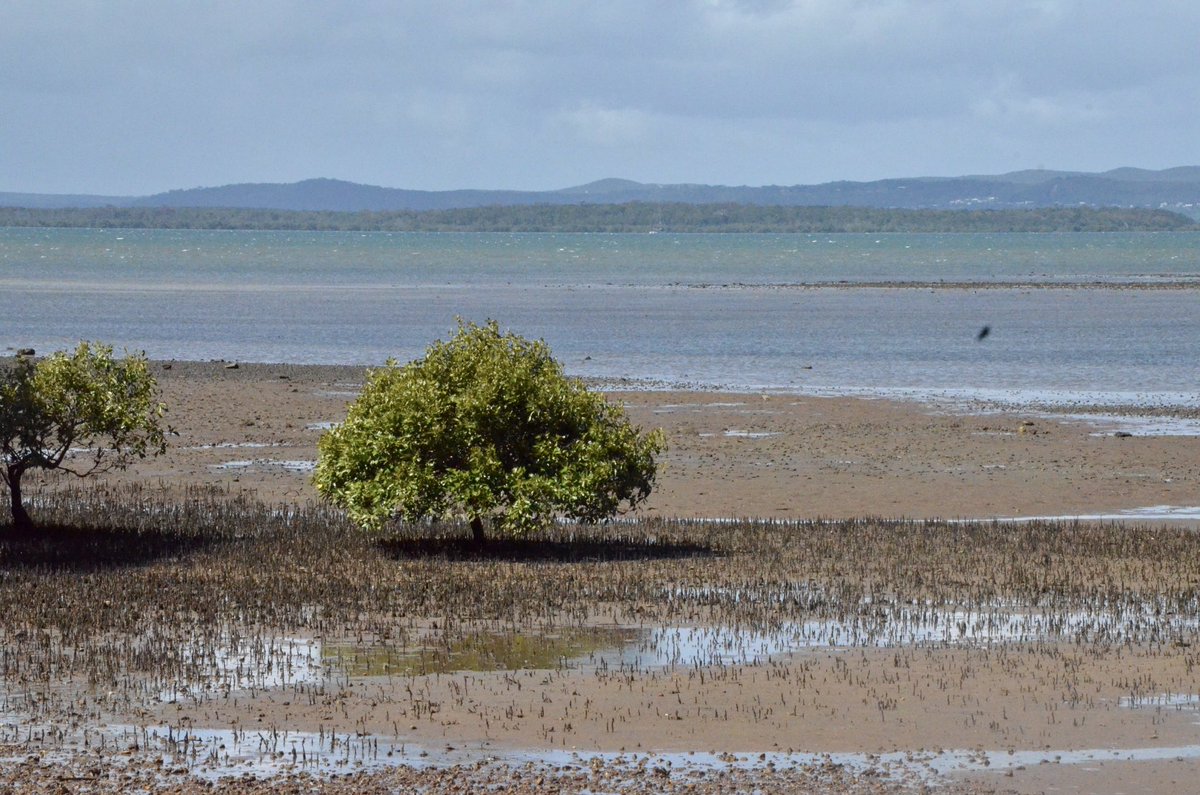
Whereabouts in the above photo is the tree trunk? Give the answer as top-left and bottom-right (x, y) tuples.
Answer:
(8, 468), (33, 535)
(470, 515), (486, 545)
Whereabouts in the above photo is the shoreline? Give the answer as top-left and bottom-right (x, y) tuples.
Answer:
(11, 353), (1198, 415)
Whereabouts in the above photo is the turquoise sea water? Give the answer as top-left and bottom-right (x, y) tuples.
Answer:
(1, 228), (1198, 406)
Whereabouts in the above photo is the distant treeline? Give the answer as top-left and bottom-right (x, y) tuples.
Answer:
(0, 203), (1194, 233)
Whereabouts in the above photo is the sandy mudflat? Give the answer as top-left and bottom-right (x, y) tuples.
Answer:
(9, 359), (1200, 794)
(53, 358), (1199, 525)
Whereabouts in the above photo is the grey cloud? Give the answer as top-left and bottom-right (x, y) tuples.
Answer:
(1, 0), (1197, 193)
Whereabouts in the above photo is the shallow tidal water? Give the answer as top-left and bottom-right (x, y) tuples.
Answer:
(2, 228), (1198, 409)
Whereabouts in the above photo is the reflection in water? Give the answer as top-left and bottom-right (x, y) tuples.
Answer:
(30, 724), (1200, 784)
(318, 601), (1200, 680)
(8, 613), (1200, 784)
(324, 627), (640, 677)
(11, 600), (1193, 719)
(162, 635), (322, 701)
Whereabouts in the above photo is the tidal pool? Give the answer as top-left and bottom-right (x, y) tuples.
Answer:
(318, 601), (1200, 679)
(322, 626), (640, 677)
(210, 459), (317, 472)
(162, 634), (322, 701)
(18, 723), (1200, 785)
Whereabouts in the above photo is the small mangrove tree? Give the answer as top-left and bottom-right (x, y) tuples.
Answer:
(1, 343), (168, 533)
(314, 320), (664, 542)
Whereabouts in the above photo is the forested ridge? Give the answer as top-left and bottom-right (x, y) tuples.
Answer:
(0, 203), (1193, 233)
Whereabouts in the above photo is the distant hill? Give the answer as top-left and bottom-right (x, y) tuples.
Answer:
(3, 167), (1199, 217)
(129, 178), (551, 212)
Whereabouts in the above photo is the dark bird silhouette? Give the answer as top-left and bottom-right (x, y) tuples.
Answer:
(976, 325), (991, 341)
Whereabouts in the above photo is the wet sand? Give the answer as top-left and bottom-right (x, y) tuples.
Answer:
(10, 359), (1200, 793)
(64, 359), (1200, 524)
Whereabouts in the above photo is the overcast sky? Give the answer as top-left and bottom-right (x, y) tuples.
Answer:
(3, 1), (1198, 195)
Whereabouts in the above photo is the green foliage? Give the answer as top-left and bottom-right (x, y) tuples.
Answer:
(314, 321), (665, 538)
(0, 343), (168, 530)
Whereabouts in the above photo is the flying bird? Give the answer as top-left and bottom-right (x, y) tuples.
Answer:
(976, 325), (991, 341)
